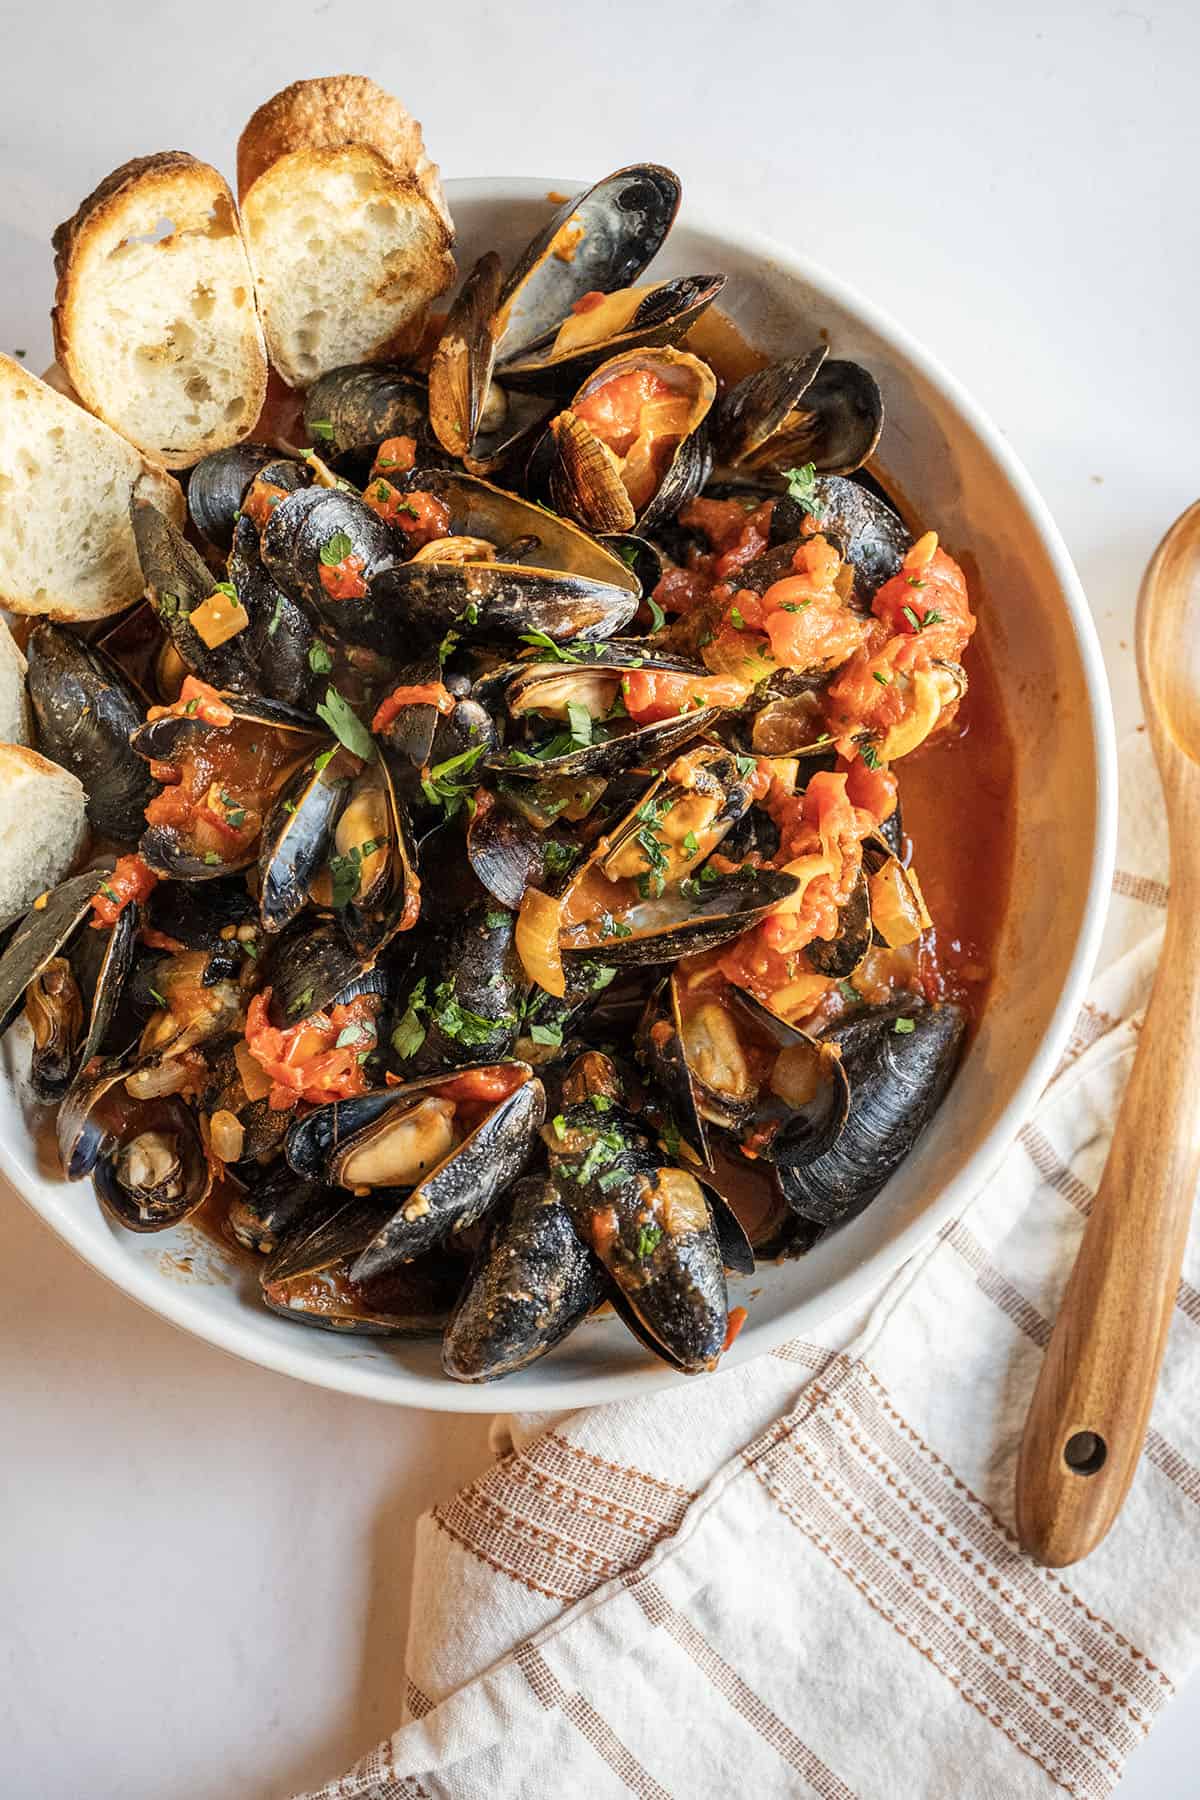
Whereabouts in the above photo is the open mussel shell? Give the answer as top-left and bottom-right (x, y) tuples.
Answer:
(368, 469), (640, 647)
(22, 897), (139, 1103)
(428, 251), (506, 462)
(227, 1164), (337, 1256)
(59, 1062), (212, 1231)
(715, 348), (883, 478)
(561, 865), (800, 965)
(532, 347), (716, 535)
(807, 476), (912, 601)
(260, 916), (384, 1030)
(494, 164), (681, 365)
(804, 868), (873, 980)
(131, 694), (321, 880)
(442, 1173), (603, 1381)
(187, 443), (279, 551)
(862, 829), (928, 948)
(0, 867), (115, 1035)
(258, 746), (356, 933)
(770, 1001), (967, 1249)
(146, 877), (257, 963)
(726, 988), (851, 1174)
(490, 644), (719, 780)
(374, 664), (498, 787)
(334, 751), (421, 962)
(304, 363), (431, 470)
(261, 1194), (464, 1334)
(196, 1033), (290, 1164)
(260, 487), (397, 646)
(501, 274), (726, 393)
(287, 1062), (545, 1275)
(131, 498), (259, 694)
(26, 625), (156, 843)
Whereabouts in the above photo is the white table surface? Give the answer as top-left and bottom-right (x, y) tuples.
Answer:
(1, 1), (1195, 1792)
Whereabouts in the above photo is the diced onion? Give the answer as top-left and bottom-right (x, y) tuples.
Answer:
(516, 887), (566, 997)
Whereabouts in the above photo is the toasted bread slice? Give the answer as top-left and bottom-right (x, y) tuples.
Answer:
(0, 621), (31, 746)
(0, 745), (88, 922)
(237, 77), (454, 388)
(237, 73), (453, 232)
(52, 153), (268, 468)
(0, 355), (184, 621)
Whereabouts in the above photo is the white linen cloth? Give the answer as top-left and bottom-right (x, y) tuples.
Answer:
(298, 731), (1191, 1800)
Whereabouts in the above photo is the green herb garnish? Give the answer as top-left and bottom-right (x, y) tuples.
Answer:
(309, 419), (335, 442)
(391, 978), (428, 1059)
(319, 530), (353, 568)
(893, 1016), (916, 1035)
(420, 742), (487, 819)
(316, 687), (376, 761)
(636, 1224), (664, 1259)
(784, 462), (823, 519)
(308, 643), (333, 674)
(529, 1021), (563, 1046)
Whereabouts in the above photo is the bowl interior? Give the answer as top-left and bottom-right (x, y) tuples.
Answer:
(0, 177), (1116, 1412)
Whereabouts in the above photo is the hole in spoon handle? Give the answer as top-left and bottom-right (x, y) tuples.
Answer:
(1063, 1430), (1107, 1476)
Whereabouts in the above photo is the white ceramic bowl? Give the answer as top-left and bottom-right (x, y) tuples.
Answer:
(0, 177), (1117, 1411)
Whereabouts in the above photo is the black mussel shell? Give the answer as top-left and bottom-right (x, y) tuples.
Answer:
(260, 486), (398, 644)
(0, 868), (114, 1035)
(26, 625), (156, 843)
(261, 916), (373, 1029)
(336, 751), (421, 963)
(715, 349), (883, 477)
(59, 1062), (212, 1231)
(726, 989), (851, 1176)
(442, 1173), (602, 1381)
(131, 499), (259, 693)
(145, 878), (257, 966)
(400, 901), (527, 1074)
(304, 363), (430, 469)
(428, 252), (506, 461)
(561, 865), (800, 965)
(228, 516), (327, 712)
(227, 1162), (339, 1256)
(187, 443), (278, 551)
(258, 746), (356, 933)
(808, 476), (912, 601)
(775, 1002), (967, 1247)
(495, 165), (681, 365)
(501, 274), (726, 393)
(804, 870), (873, 979)
(261, 1194), (463, 1334)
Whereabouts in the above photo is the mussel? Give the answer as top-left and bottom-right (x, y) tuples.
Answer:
(260, 485), (398, 648)
(531, 347), (716, 533)
(227, 1163), (338, 1256)
(58, 1062), (211, 1231)
(442, 1173), (603, 1381)
(366, 470), (641, 648)
(187, 442), (280, 552)
(764, 1001), (967, 1251)
(286, 1061), (545, 1272)
(500, 274), (725, 394)
(260, 1195), (465, 1334)
(130, 691), (322, 880)
(26, 625), (157, 843)
(257, 745), (358, 932)
(544, 1051), (732, 1373)
(714, 348), (883, 479)
(303, 363), (431, 472)
(131, 499), (259, 694)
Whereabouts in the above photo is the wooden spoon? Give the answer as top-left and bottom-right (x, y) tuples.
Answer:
(1015, 501), (1200, 1567)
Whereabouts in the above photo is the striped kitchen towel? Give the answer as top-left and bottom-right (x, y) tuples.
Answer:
(298, 729), (1194, 1800)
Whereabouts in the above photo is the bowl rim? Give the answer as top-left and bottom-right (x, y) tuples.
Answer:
(1, 175), (1119, 1412)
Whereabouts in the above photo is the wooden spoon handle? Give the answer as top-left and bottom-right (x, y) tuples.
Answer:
(1015, 874), (1200, 1566)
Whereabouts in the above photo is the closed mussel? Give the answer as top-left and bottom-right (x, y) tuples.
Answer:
(304, 363), (431, 473)
(260, 485), (398, 648)
(26, 625), (156, 843)
(187, 442), (280, 552)
(442, 1173), (603, 1381)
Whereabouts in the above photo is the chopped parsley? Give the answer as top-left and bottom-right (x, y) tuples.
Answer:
(268, 596), (284, 637)
(319, 530), (353, 568)
(315, 687), (376, 761)
(529, 1021), (564, 1047)
(906, 576), (927, 589)
(335, 1020), (375, 1050)
(682, 831), (700, 857)
(893, 1016), (916, 1035)
(778, 600), (812, 613)
(589, 1093), (613, 1113)
(543, 839), (580, 878)
(328, 837), (388, 909)
(734, 754), (758, 779)
(391, 978), (428, 1059)
(873, 670), (891, 686)
(597, 911), (633, 939)
(518, 631), (601, 663)
(309, 419), (335, 442)
(212, 580), (239, 601)
(859, 742), (882, 771)
(308, 643), (333, 674)
(729, 605), (746, 632)
(288, 985), (315, 1017)
(431, 979), (513, 1047)
(203, 851), (222, 866)
(312, 748), (335, 772)
(148, 986), (166, 1007)
(485, 909), (511, 929)
(838, 979), (858, 1002)
(420, 742), (487, 819)
(636, 1224), (664, 1259)
(566, 701), (595, 747)
(645, 595), (666, 633)
(784, 462), (823, 519)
